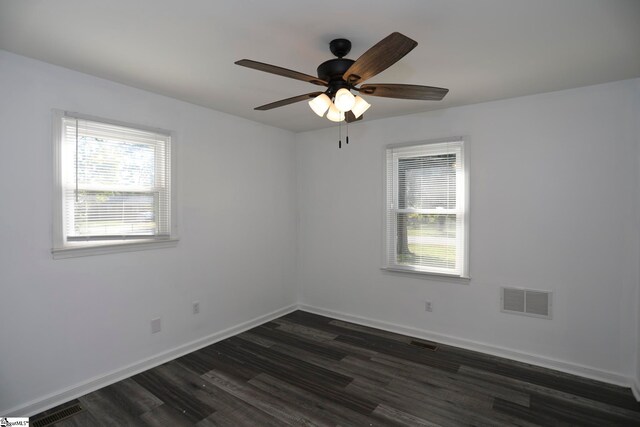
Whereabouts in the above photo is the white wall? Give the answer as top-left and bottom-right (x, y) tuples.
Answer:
(296, 79), (640, 384)
(636, 78), (640, 397)
(0, 50), (297, 414)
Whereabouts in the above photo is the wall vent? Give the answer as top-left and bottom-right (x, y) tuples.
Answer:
(32, 403), (84, 427)
(501, 287), (552, 319)
(410, 340), (439, 351)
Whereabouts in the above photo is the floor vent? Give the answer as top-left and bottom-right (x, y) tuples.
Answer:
(501, 287), (552, 319)
(410, 340), (438, 351)
(32, 403), (84, 427)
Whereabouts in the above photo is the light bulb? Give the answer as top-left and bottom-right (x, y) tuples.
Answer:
(308, 93), (331, 117)
(334, 88), (355, 112)
(326, 103), (345, 122)
(351, 95), (371, 118)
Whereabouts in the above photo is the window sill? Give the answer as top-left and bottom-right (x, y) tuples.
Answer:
(381, 267), (470, 283)
(52, 238), (179, 259)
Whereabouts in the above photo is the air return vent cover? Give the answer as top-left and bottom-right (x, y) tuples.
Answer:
(501, 287), (552, 319)
(32, 403), (84, 427)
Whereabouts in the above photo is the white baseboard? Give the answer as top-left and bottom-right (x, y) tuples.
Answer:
(299, 304), (637, 394)
(4, 304), (298, 417)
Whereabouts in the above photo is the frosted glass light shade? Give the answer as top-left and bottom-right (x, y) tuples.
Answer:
(351, 95), (371, 118)
(334, 88), (355, 112)
(308, 93), (331, 117)
(326, 103), (345, 122)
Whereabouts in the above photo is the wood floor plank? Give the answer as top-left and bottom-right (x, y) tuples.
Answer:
(459, 364), (640, 422)
(370, 354), (531, 407)
(346, 377), (472, 427)
(324, 338), (382, 358)
(247, 376), (345, 426)
(284, 310), (335, 325)
(373, 404), (443, 427)
(195, 371), (290, 427)
(385, 378), (541, 427)
(210, 338), (381, 415)
(385, 376), (495, 412)
(492, 397), (566, 427)
(248, 373), (387, 427)
(210, 340), (349, 391)
(352, 376), (542, 427)
(204, 368), (330, 426)
(339, 355), (396, 384)
(77, 390), (142, 425)
(530, 392), (640, 426)
(235, 331), (278, 348)
(272, 318), (339, 342)
(334, 333), (460, 373)
(131, 365), (216, 423)
(250, 324), (348, 360)
(197, 367), (323, 427)
(329, 319), (422, 344)
(196, 406), (283, 427)
(180, 358), (293, 427)
(98, 377), (163, 416)
(269, 343), (393, 387)
(175, 350), (222, 376)
(431, 340), (640, 411)
(196, 344), (262, 382)
(33, 310), (640, 426)
(139, 403), (193, 426)
(465, 355), (640, 411)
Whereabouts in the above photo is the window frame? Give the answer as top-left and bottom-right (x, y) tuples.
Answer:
(382, 138), (470, 279)
(52, 110), (178, 259)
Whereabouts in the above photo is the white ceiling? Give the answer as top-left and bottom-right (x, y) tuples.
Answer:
(1, 0), (639, 133)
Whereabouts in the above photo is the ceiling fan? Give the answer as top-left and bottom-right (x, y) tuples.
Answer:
(235, 32), (449, 123)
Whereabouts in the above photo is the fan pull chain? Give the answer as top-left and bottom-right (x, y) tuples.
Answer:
(338, 119), (342, 148)
(346, 120), (349, 145)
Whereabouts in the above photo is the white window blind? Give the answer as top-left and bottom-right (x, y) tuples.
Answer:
(55, 113), (174, 254)
(384, 139), (468, 277)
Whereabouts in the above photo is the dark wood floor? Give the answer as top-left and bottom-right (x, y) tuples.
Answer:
(32, 310), (640, 426)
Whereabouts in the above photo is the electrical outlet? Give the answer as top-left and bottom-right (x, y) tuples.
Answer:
(425, 301), (433, 312)
(193, 301), (200, 315)
(151, 317), (161, 334)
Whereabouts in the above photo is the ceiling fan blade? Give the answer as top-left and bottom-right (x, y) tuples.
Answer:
(358, 84), (449, 100)
(343, 32), (418, 85)
(255, 92), (324, 111)
(345, 111), (363, 123)
(236, 59), (327, 86)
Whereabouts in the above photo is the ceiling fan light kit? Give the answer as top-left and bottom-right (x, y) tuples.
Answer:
(334, 88), (356, 112)
(308, 90), (367, 121)
(308, 93), (332, 116)
(326, 103), (345, 122)
(235, 32), (449, 141)
(351, 95), (371, 119)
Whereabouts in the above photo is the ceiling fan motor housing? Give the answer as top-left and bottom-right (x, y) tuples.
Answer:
(316, 38), (356, 96)
(317, 58), (355, 94)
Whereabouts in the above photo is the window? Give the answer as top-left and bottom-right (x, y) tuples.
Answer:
(384, 139), (468, 277)
(53, 111), (177, 258)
